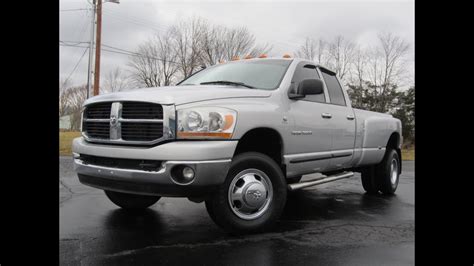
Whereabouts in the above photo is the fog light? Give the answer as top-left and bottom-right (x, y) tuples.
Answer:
(170, 165), (196, 185)
(182, 166), (195, 180)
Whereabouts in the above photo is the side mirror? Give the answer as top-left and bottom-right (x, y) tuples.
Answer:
(289, 79), (324, 99)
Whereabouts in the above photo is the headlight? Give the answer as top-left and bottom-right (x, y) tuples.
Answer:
(177, 107), (237, 139)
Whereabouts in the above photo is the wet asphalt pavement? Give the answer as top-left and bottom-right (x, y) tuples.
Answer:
(60, 156), (414, 265)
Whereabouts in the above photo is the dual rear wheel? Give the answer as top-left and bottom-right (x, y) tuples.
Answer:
(361, 149), (401, 195)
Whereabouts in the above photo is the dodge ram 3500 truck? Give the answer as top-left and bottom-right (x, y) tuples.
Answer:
(73, 57), (402, 233)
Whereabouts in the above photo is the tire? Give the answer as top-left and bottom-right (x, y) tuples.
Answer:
(360, 149), (400, 195)
(104, 190), (161, 210)
(205, 152), (287, 234)
(361, 166), (379, 194)
(376, 149), (400, 194)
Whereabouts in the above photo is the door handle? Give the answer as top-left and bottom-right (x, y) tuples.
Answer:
(321, 113), (332, 119)
(346, 114), (355, 120)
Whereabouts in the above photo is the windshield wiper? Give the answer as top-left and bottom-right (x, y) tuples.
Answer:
(200, 80), (255, 89)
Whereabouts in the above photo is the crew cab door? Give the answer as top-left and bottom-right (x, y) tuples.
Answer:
(318, 68), (356, 170)
(285, 62), (333, 176)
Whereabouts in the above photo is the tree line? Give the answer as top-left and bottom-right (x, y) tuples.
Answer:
(60, 17), (414, 143)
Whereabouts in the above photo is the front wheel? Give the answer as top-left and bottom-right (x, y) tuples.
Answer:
(205, 152), (287, 234)
(105, 190), (161, 210)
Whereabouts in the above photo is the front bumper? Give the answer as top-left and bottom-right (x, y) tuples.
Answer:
(72, 137), (237, 197)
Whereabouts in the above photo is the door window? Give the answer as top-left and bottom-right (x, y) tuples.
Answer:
(320, 69), (346, 106)
(291, 63), (325, 103)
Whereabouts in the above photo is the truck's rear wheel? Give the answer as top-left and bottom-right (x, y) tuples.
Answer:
(376, 149), (400, 194)
(361, 166), (379, 194)
(104, 190), (160, 210)
(360, 149), (400, 195)
(205, 152), (287, 234)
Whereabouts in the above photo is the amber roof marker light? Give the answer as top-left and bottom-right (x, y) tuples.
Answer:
(244, 55), (253, 59)
(231, 56), (240, 61)
(283, 54), (292, 58)
(258, 54), (267, 58)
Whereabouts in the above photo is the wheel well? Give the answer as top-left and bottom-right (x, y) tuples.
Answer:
(387, 132), (402, 173)
(234, 128), (283, 168)
(387, 132), (401, 150)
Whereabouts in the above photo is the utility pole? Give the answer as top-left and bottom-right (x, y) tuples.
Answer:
(86, 0), (96, 99)
(93, 0), (103, 96)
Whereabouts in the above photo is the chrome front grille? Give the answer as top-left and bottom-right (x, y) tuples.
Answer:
(84, 102), (112, 119)
(82, 101), (175, 145)
(82, 121), (110, 139)
(121, 102), (163, 119)
(121, 122), (164, 141)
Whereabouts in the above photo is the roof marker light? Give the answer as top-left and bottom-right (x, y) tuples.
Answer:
(283, 54), (291, 58)
(258, 54), (267, 58)
(244, 55), (253, 59)
(231, 56), (240, 61)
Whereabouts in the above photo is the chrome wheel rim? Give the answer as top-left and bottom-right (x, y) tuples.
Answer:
(227, 169), (273, 220)
(390, 158), (399, 185)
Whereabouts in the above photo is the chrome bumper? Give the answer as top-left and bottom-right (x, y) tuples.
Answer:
(72, 137), (237, 196)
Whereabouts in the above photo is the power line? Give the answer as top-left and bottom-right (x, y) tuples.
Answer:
(60, 8), (89, 12)
(102, 9), (168, 33)
(60, 41), (89, 45)
(60, 42), (179, 64)
(61, 8), (91, 71)
(63, 47), (89, 84)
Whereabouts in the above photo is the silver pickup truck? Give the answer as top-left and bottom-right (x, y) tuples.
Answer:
(73, 57), (402, 233)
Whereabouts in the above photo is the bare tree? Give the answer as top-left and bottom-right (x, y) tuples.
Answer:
(156, 32), (180, 86)
(378, 32), (410, 88)
(200, 23), (271, 65)
(102, 67), (133, 93)
(363, 33), (410, 112)
(200, 24), (227, 65)
(326, 35), (355, 82)
(169, 17), (207, 79)
(67, 85), (88, 130)
(128, 40), (163, 88)
(222, 26), (269, 59)
(128, 31), (179, 88)
(128, 16), (272, 86)
(295, 37), (317, 60)
(59, 79), (72, 118)
(352, 45), (368, 89)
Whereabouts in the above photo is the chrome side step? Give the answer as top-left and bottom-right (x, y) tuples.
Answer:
(287, 171), (354, 191)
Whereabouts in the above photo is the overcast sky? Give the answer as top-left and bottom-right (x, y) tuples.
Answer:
(60, 0), (414, 87)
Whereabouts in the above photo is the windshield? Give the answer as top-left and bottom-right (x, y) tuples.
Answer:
(179, 59), (292, 90)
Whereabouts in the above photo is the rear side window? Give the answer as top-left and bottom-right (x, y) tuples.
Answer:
(291, 62), (325, 103)
(320, 69), (346, 106)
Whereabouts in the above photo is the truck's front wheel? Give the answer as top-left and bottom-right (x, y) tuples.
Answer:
(104, 190), (161, 210)
(205, 152), (287, 234)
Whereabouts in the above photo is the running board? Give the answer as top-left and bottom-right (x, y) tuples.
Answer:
(287, 171), (354, 191)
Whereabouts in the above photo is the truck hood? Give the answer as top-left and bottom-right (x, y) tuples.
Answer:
(84, 85), (272, 106)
